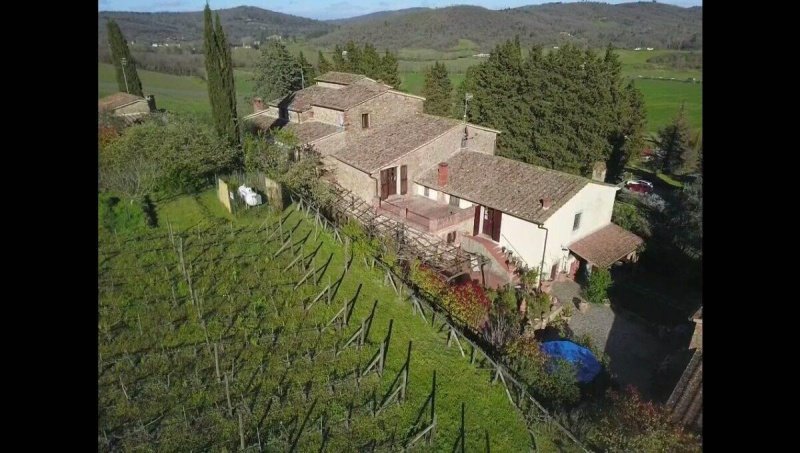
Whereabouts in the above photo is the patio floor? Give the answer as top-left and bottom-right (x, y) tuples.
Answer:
(550, 280), (666, 400)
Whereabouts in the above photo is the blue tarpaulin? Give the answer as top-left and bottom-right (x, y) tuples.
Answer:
(540, 340), (602, 383)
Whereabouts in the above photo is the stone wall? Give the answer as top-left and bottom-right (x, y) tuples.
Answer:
(115, 100), (151, 116)
(327, 157), (377, 204)
(344, 92), (423, 135)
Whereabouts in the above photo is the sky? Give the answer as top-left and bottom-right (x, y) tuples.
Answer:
(98, 1), (702, 21)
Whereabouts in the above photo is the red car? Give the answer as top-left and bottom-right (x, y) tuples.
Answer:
(625, 180), (654, 194)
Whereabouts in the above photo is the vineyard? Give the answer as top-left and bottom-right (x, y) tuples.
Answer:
(98, 196), (576, 451)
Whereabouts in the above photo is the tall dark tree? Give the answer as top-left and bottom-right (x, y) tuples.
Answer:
(203, 6), (239, 146)
(297, 51), (316, 85)
(667, 173), (702, 259)
(215, 13), (239, 145)
(378, 50), (400, 88)
(106, 20), (144, 97)
(343, 41), (362, 72)
(317, 51), (332, 74)
(656, 104), (692, 174)
(422, 62), (453, 117)
(332, 44), (346, 70)
(253, 40), (303, 105)
(360, 43), (381, 76)
(607, 81), (647, 183)
(461, 39), (638, 177)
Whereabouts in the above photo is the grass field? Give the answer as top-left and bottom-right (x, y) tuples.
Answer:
(99, 189), (572, 451)
(633, 79), (702, 134)
(99, 63), (255, 121)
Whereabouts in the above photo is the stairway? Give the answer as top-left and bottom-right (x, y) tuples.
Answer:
(463, 235), (520, 285)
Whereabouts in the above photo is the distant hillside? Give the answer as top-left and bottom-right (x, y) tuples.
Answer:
(98, 6), (333, 46)
(327, 7), (431, 25)
(98, 3), (701, 52)
(314, 2), (702, 51)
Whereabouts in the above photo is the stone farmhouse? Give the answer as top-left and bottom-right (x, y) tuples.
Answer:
(98, 92), (157, 120)
(244, 71), (643, 287)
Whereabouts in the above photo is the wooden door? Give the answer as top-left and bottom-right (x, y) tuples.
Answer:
(380, 169), (390, 200)
(550, 262), (559, 281)
(400, 165), (408, 195)
(491, 209), (502, 242)
(483, 207), (494, 237)
(473, 206), (481, 236)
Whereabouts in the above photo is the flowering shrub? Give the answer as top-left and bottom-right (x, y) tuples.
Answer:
(409, 259), (490, 331)
(587, 386), (701, 452)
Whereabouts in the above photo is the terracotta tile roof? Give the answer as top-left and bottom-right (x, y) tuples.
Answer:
(415, 151), (590, 224)
(268, 85), (330, 112)
(98, 92), (145, 111)
(315, 71), (366, 85)
(666, 348), (702, 431)
(246, 115), (342, 144)
(270, 79), (390, 112)
(568, 223), (644, 267)
(333, 114), (461, 173)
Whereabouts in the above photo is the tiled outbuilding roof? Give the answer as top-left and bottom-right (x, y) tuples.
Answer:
(98, 92), (144, 111)
(246, 115), (341, 144)
(568, 223), (644, 267)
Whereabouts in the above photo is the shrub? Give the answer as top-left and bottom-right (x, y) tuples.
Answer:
(505, 337), (580, 408)
(586, 386), (701, 452)
(409, 260), (489, 331)
(99, 192), (146, 233)
(99, 116), (241, 198)
(585, 267), (612, 304)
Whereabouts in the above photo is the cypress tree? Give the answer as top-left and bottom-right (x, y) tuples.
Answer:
(203, 5), (239, 146)
(378, 50), (400, 88)
(253, 40), (303, 105)
(332, 45), (346, 70)
(106, 19), (143, 97)
(657, 104), (692, 174)
(317, 51), (332, 74)
(343, 41), (362, 73)
(360, 43), (381, 77)
(422, 62), (452, 117)
(297, 51), (316, 84)
(607, 81), (647, 183)
(215, 13), (239, 145)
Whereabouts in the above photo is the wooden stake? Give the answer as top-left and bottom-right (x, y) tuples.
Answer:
(238, 410), (245, 450)
(214, 343), (221, 383)
(225, 373), (233, 417)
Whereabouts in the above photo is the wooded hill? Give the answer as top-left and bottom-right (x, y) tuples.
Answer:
(99, 2), (701, 51)
(97, 6), (334, 46)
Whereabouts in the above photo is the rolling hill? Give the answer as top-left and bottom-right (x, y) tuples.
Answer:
(314, 2), (702, 51)
(97, 6), (333, 46)
(98, 3), (701, 51)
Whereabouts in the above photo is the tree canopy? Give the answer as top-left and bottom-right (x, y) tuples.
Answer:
(253, 40), (304, 104)
(422, 61), (453, 117)
(459, 40), (646, 178)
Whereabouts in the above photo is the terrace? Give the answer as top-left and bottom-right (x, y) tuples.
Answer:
(377, 194), (475, 234)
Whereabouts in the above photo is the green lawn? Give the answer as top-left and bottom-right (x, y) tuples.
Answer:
(400, 72), (465, 97)
(634, 78), (702, 134)
(99, 63), (256, 120)
(99, 189), (572, 451)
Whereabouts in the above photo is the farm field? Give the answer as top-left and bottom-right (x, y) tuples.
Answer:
(98, 189), (573, 451)
(633, 79), (702, 134)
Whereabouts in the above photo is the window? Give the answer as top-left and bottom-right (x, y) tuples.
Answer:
(361, 113), (370, 129)
(447, 231), (457, 243)
(423, 186), (430, 197)
(573, 212), (582, 231)
(279, 108), (288, 120)
(449, 195), (460, 207)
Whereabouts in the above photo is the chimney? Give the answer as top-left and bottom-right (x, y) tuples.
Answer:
(252, 97), (265, 113)
(540, 198), (551, 210)
(438, 162), (449, 186)
(592, 161), (607, 183)
(146, 95), (156, 112)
